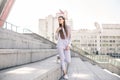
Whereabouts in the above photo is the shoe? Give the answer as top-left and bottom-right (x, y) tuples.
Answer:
(64, 74), (68, 79)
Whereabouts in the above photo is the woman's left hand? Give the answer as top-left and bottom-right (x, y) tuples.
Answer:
(65, 45), (70, 50)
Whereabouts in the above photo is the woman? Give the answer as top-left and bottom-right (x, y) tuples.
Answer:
(55, 16), (71, 79)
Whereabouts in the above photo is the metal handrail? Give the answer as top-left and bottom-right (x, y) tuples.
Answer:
(71, 44), (120, 75)
(0, 18), (33, 33)
(72, 44), (120, 66)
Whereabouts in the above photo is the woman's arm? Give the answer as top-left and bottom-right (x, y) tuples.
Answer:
(67, 26), (71, 46)
(65, 26), (72, 50)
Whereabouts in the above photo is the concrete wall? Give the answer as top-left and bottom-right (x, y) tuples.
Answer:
(0, 28), (52, 49)
(0, 49), (57, 70)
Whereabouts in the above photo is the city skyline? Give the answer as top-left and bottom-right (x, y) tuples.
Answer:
(7, 0), (120, 33)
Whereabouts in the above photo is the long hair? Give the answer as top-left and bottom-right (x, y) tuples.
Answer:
(58, 16), (68, 39)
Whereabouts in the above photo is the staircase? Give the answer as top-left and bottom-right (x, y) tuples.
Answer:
(0, 26), (120, 80)
(0, 28), (62, 80)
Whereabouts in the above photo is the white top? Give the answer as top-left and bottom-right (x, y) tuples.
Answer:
(55, 25), (71, 48)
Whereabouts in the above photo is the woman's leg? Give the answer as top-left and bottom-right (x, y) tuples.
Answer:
(57, 47), (66, 75)
(64, 49), (71, 73)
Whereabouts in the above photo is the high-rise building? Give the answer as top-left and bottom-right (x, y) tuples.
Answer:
(38, 10), (73, 42)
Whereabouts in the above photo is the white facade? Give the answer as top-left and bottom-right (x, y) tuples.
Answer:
(100, 24), (120, 55)
(38, 19), (47, 37)
(72, 23), (120, 55)
(72, 29), (98, 54)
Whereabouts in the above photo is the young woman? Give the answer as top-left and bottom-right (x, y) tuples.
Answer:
(55, 16), (71, 79)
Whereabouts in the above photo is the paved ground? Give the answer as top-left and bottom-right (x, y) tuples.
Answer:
(60, 57), (120, 80)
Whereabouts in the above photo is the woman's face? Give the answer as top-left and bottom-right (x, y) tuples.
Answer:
(58, 17), (64, 24)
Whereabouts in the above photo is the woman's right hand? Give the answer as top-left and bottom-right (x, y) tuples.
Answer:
(56, 27), (62, 33)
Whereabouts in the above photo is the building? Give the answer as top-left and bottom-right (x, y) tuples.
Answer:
(72, 29), (98, 54)
(38, 10), (73, 42)
(100, 24), (120, 56)
(72, 23), (120, 56)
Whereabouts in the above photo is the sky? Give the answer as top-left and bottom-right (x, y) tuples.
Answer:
(7, 0), (120, 33)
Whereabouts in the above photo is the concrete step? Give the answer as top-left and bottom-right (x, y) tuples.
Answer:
(66, 57), (120, 80)
(67, 57), (99, 80)
(84, 61), (120, 80)
(0, 28), (52, 49)
(23, 33), (56, 48)
(0, 56), (62, 80)
(0, 49), (57, 70)
(0, 40), (52, 49)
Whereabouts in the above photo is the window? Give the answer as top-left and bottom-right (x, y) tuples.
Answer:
(88, 44), (91, 46)
(110, 40), (112, 42)
(95, 40), (97, 42)
(110, 44), (112, 46)
(117, 36), (120, 38)
(103, 44), (108, 46)
(109, 48), (115, 50)
(102, 36), (108, 38)
(81, 44), (87, 46)
(117, 44), (120, 46)
(113, 40), (115, 43)
(102, 40), (108, 43)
